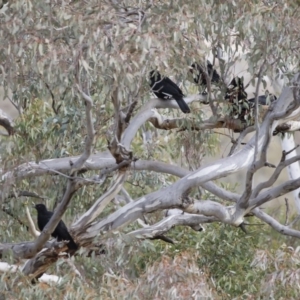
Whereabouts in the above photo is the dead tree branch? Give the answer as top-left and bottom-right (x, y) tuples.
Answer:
(25, 205), (40, 238)
(128, 214), (214, 241)
(252, 151), (300, 198)
(253, 208), (300, 238)
(274, 121), (300, 135)
(72, 172), (127, 234)
(72, 86), (95, 171)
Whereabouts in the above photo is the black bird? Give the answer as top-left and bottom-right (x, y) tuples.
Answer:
(149, 70), (190, 114)
(248, 94), (277, 106)
(225, 77), (277, 131)
(225, 77), (252, 130)
(226, 77), (277, 105)
(225, 76), (248, 103)
(34, 204), (78, 253)
(189, 61), (220, 86)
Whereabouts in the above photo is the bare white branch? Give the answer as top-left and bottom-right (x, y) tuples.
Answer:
(253, 208), (300, 238)
(148, 109), (226, 131)
(0, 262), (62, 285)
(72, 172), (127, 232)
(252, 152), (300, 198)
(250, 177), (300, 208)
(25, 205), (40, 238)
(72, 86), (95, 170)
(121, 94), (206, 149)
(183, 200), (235, 224)
(128, 214), (213, 240)
(0, 240), (67, 260)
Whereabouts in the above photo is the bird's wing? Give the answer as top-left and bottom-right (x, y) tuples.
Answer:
(164, 77), (184, 96)
(53, 220), (78, 251)
(37, 213), (52, 231)
(52, 220), (71, 240)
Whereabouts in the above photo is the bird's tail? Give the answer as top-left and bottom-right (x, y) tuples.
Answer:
(174, 97), (190, 113)
(67, 237), (78, 254)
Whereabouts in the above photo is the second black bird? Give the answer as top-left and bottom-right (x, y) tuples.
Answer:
(34, 203), (78, 253)
(189, 61), (220, 86)
(149, 70), (190, 113)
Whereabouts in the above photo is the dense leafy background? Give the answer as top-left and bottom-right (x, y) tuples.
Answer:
(1, 0), (300, 298)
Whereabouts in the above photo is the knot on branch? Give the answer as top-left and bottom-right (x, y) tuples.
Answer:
(273, 123), (292, 135)
(224, 116), (248, 133)
(179, 196), (194, 209)
(149, 115), (174, 130)
(46, 240), (70, 253)
(108, 137), (133, 166)
(22, 240), (70, 278)
(281, 145), (299, 161)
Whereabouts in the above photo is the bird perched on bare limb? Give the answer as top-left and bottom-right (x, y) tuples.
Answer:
(189, 61), (220, 86)
(225, 76), (277, 131)
(34, 203), (78, 254)
(149, 70), (191, 114)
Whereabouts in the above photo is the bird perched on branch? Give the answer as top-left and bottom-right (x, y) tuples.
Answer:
(225, 76), (250, 123)
(149, 70), (190, 114)
(189, 61), (220, 86)
(34, 204), (78, 253)
(248, 94), (277, 106)
(225, 76), (248, 103)
(225, 76), (277, 131)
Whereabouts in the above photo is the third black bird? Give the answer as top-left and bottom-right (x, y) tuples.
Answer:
(34, 203), (78, 253)
(225, 76), (248, 103)
(226, 77), (277, 107)
(225, 76), (277, 132)
(149, 70), (190, 113)
(248, 94), (277, 106)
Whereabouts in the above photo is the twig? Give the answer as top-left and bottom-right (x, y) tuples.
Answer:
(264, 162), (276, 168)
(72, 85), (95, 171)
(72, 172), (127, 232)
(285, 198), (289, 226)
(288, 215), (300, 228)
(253, 208), (300, 238)
(124, 101), (138, 124)
(252, 152), (300, 198)
(7, 190), (46, 200)
(1, 206), (29, 231)
(25, 205), (40, 238)
(285, 144), (300, 155)
(111, 87), (122, 141)
(43, 80), (61, 114)
(238, 61), (268, 209)
(228, 126), (255, 156)
(250, 176), (300, 208)
(253, 60), (267, 162)
(128, 214), (214, 241)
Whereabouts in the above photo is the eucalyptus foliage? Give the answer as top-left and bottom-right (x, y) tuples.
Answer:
(0, 0), (300, 298)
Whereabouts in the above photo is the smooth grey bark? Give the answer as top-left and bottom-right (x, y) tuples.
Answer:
(1, 75), (300, 278)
